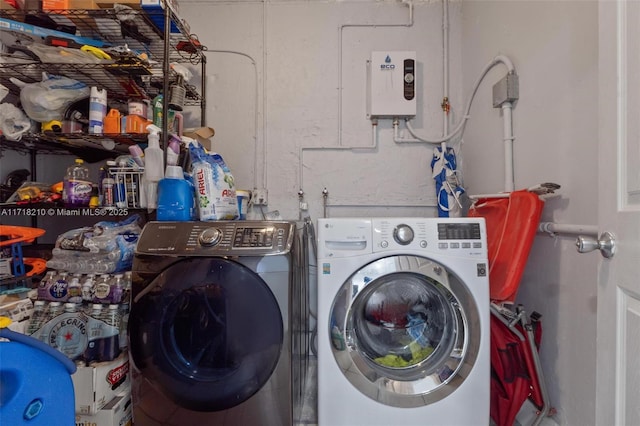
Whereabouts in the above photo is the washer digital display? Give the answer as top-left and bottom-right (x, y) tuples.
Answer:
(437, 223), (481, 240)
(233, 227), (275, 248)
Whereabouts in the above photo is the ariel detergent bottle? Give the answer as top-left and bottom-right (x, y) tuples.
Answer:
(142, 124), (164, 208)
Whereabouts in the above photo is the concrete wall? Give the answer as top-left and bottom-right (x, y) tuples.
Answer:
(180, 0), (460, 221)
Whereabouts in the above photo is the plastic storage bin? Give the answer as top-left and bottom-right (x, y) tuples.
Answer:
(0, 317), (77, 425)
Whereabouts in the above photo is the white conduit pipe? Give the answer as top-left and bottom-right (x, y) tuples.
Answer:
(467, 193), (510, 200)
(538, 222), (598, 238)
(204, 50), (260, 189)
(502, 102), (515, 192)
(442, 0), (449, 136)
(440, 0), (449, 169)
(397, 54), (516, 145)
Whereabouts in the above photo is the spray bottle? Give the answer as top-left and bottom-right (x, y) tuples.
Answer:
(152, 93), (164, 128)
(166, 135), (181, 167)
(142, 124), (164, 208)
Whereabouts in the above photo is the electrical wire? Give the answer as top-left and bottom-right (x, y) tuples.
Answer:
(402, 55), (516, 144)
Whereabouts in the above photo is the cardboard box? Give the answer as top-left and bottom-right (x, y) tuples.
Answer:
(0, 294), (35, 334)
(42, 0), (69, 9)
(0, 0), (23, 10)
(41, 0), (99, 11)
(69, 0), (100, 9)
(72, 353), (131, 415)
(75, 394), (133, 426)
(95, 0), (139, 9)
(183, 126), (215, 151)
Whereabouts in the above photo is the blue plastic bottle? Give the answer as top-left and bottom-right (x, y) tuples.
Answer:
(157, 165), (194, 221)
(100, 304), (121, 362)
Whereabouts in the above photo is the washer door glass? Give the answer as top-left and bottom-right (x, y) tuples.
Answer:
(354, 272), (454, 373)
(129, 257), (283, 412)
(329, 255), (481, 408)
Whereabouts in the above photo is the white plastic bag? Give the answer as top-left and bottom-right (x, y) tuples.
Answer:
(0, 83), (8, 103)
(0, 103), (32, 141)
(10, 72), (90, 122)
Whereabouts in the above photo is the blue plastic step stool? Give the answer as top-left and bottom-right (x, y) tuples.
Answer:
(0, 317), (77, 425)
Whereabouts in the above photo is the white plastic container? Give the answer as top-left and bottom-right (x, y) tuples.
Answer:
(236, 190), (250, 219)
(89, 87), (107, 135)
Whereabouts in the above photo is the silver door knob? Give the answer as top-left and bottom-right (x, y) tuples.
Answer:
(575, 231), (616, 258)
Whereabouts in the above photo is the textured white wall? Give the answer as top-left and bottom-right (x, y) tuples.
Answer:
(180, 0), (462, 221)
(461, 1), (598, 425)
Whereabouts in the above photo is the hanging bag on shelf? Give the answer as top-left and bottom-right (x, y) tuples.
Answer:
(0, 103), (32, 141)
(10, 72), (90, 123)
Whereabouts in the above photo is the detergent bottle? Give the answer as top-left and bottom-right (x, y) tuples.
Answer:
(142, 124), (164, 208)
(62, 158), (92, 207)
(157, 165), (194, 221)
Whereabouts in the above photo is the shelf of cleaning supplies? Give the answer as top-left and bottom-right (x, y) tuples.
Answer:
(0, 6), (206, 159)
(0, 61), (203, 106)
(0, 7), (205, 104)
(0, 133), (150, 162)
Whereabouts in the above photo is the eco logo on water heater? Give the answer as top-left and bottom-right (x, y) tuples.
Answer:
(380, 55), (395, 70)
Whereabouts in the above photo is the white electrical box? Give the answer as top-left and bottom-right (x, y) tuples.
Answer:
(367, 51), (417, 118)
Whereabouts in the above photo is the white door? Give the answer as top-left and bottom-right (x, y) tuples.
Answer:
(596, 1), (640, 424)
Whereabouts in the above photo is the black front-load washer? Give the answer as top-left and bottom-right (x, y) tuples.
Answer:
(128, 220), (308, 426)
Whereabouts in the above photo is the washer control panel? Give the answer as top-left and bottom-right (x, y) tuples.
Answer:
(136, 221), (295, 256)
(373, 218), (486, 255)
(198, 227), (223, 247)
(317, 218), (487, 259)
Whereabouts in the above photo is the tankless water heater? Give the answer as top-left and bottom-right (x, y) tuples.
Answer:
(367, 51), (417, 119)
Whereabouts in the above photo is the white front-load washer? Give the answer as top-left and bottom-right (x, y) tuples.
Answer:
(317, 217), (489, 426)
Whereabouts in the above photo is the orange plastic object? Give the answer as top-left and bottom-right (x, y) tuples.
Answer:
(24, 258), (47, 276)
(51, 181), (63, 194)
(126, 115), (151, 134)
(0, 226), (46, 247)
(468, 190), (544, 302)
(104, 109), (122, 134)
